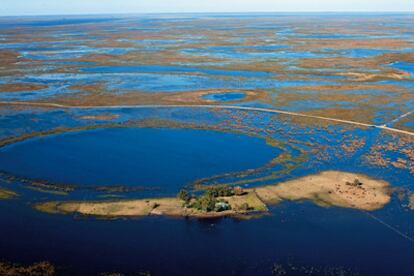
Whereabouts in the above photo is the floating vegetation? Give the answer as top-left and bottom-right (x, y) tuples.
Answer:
(0, 187), (17, 199)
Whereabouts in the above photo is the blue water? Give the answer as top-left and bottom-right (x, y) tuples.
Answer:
(202, 92), (246, 101)
(390, 61), (414, 74)
(181, 47), (326, 59)
(80, 65), (276, 78)
(0, 127), (279, 192)
(0, 198), (412, 275)
(0, 17), (116, 28)
(343, 48), (414, 58)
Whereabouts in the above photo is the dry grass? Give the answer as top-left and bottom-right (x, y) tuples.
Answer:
(222, 190), (268, 212)
(35, 198), (182, 217)
(255, 171), (391, 211)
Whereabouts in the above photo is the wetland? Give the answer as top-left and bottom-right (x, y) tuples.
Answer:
(1, 13), (414, 275)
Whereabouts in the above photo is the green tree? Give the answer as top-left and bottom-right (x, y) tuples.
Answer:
(206, 185), (234, 197)
(200, 193), (216, 212)
(177, 189), (191, 204)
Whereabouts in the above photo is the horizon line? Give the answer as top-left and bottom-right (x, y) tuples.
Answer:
(1, 10), (414, 18)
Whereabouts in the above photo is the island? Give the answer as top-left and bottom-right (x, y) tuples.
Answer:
(35, 171), (391, 218)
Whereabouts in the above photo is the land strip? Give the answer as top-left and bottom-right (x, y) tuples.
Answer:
(2, 101), (414, 137)
(35, 171), (391, 218)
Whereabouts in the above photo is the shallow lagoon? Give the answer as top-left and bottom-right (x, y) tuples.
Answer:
(0, 127), (279, 192)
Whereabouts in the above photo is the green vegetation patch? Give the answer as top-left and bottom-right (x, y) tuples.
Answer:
(178, 185), (266, 213)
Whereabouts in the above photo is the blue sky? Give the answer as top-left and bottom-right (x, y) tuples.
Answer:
(1, 0), (414, 16)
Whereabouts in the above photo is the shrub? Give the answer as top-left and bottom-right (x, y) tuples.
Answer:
(191, 193), (217, 212)
(177, 189), (191, 203)
(353, 178), (363, 186)
(200, 194), (217, 212)
(186, 185), (236, 212)
(190, 199), (202, 210)
(346, 178), (363, 187)
(206, 185), (234, 197)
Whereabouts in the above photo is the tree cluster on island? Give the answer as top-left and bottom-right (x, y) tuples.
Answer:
(177, 185), (245, 212)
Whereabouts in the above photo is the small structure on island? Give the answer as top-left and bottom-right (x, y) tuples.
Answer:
(234, 186), (245, 196)
(215, 201), (231, 212)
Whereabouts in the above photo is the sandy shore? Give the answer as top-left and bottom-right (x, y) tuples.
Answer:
(35, 171), (392, 218)
(255, 171), (391, 211)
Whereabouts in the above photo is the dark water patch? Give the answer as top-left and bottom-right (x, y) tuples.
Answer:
(0, 199), (413, 275)
(202, 92), (246, 101)
(0, 127), (279, 193)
